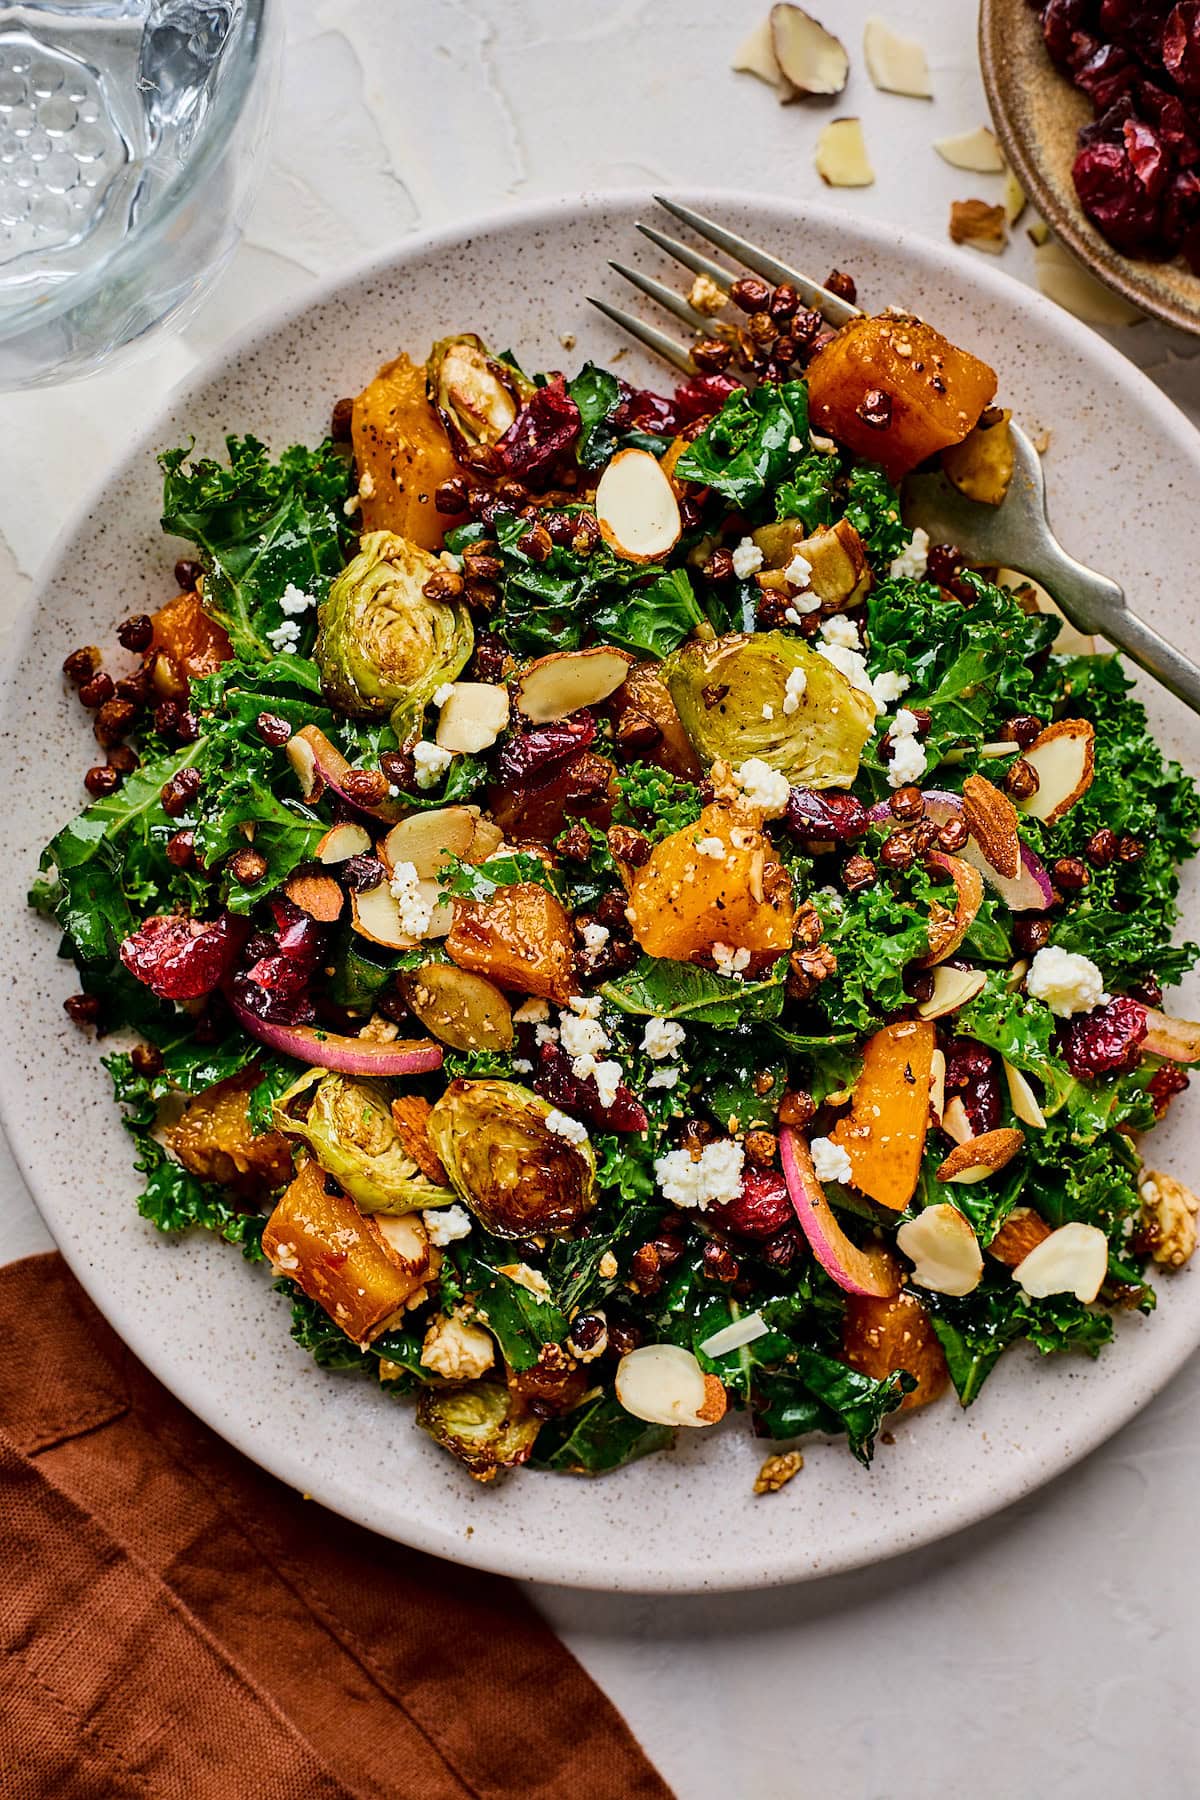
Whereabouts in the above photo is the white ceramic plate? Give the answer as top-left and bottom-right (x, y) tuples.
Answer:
(3, 192), (1198, 1593)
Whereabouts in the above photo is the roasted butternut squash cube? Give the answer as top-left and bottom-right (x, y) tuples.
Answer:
(352, 351), (467, 550)
(829, 1019), (935, 1211)
(447, 881), (575, 1005)
(262, 1162), (431, 1343)
(149, 589), (233, 700)
(625, 800), (795, 963)
(842, 1288), (949, 1412)
(806, 313), (998, 482)
(167, 1070), (294, 1199)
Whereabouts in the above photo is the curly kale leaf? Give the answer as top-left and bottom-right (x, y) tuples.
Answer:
(603, 956), (788, 1028)
(810, 865), (938, 1033)
(842, 464), (908, 567)
(530, 1392), (673, 1473)
(159, 435), (354, 664)
(611, 762), (702, 839)
(592, 567), (704, 659)
(773, 449), (839, 532)
(674, 379), (809, 508)
(927, 1278), (1114, 1407)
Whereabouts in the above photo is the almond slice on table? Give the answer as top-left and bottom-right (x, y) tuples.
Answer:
(1012, 1220), (1108, 1303)
(1004, 168), (1027, 226)
(962, 772), (1020, 879)
(917, 964), (987, 1020)
(1035, 237), (1142, 327)
(1014, 719), (1095, 825)
(595, 448), (682, 563)
(1141, 1006), (1200, 1063)
(771, 4), (849, 98)
(732, 14), (786, 90)
(987, 1205), (1052, 1266)
(315, 821), (372, 865)
(515, 646), (634, 723)
(863, 15), (932, 97)
(615, 1343), (727, 1428)
(1003, 1058), (1047, 1129)
(435, 682), (509, 754)
(381, 807), (481, 880)
(936, 1126), (1024, 1184)
(896, 1203), (983, 1297)
(949, 198), (1007, 254)
(934, 126), (1004, 172)
(815, 117), (874, 187)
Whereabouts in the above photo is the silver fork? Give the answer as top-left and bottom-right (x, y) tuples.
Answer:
(588, 196), (1200, 720)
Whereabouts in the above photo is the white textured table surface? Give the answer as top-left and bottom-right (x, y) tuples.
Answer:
(4, 4), (1200, 1795)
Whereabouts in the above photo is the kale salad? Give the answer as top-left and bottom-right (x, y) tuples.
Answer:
(33, 284), (1200, 1486)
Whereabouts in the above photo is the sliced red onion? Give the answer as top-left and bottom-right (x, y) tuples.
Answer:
(780, 1128), (899, 1299)
(230, 996), (444, 1075)
(869, 789), (1053, 912)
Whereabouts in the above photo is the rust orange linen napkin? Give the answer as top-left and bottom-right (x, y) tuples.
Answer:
(0, 1253), (673, 1800)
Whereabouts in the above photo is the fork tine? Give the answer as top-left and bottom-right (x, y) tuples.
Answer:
(586, 296), (694, 373)
(609, 260), (712, 333)
(635, 221), (735, 294)
(653, 196), (862, 326)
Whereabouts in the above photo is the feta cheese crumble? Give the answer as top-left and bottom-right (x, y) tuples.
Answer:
(647, 1068), (680, 1089)
(712, 942), (752, 978)
(782, 665), (808, 716)
(513, 998), (550, 1024)
(546, 1109), (589, 1144)
(641, 1016), (686, 1061)
(423, 1204), (473, 1247)
(732, 536), (764, 579)
(695, 834), (726, 860)
(889, 525), (930, 581)
(412, 740), (453, 789)
(589, 1060), (623, 1109)
(787, 434), (804, 453)
(810, 1136), (853, 1185)
(581, 921), (610, 952)
(567, 994), (603, 1018)
(732, 757), (791, 817)
(784, 551), (814, 589)
(870, 668), (911, 711)
(1026, 946), (1108, 1018)
(885, 708), (928, 788)
(761, 703), (775, 722)
(559, 1013), (610, 1060)
(654, 1138), (745, 1211)
(265, 618), (302, 654)
(819, 614), (860, 652)
(279, 582), (318, 615)
(432, 681), (455, 707)
(387, 861), (434, 937)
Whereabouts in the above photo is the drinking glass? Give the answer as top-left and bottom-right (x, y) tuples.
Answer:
(0, 0), (279, 388)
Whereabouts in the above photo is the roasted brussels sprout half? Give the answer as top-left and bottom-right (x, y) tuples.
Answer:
(273, 1069), (455, 1214)
(663, 630), (875, 789)
(416, 1381), (541, 1480)
(427, 1078), (596, 1237)
(314, 529), (472, 726)
(427, 334), (534, 453)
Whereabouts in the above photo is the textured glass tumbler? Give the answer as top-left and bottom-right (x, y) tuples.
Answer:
(0, 0), (279, 388)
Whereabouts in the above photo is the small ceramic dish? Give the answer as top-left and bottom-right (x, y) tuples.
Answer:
(980, 0), (1200, 335)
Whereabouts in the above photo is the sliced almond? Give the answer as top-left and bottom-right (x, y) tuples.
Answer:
(375, 1210), (430, 1275)
(390, 1094), (449, 1185)
(1004, 168), (1027, 226)
(595, 448), (682, 563)
(1003, 1059), (1047, 1130)
(934, 126), (1004, 173)
(994, 569), (1096, 655)
(283, 871), (344, 924)
(469, 814), (504, 862)
(919, 851), (984, 967)
(1141, 1006), (1200, 1063)
(929, 1047), (947, 1123)
(351, 882), (413, 950)
(949, 198), (1007, 254)
(1015, 719), (1095, 826)
(815, 117), (874, 187)
(771, 4), (849, 98)
(732, 14), (785, 90)
(988, 1205), (1052, 1267)
(918, 964), (987, 1020)
(316, 821), (371, 865)
(936, 1126), (1025, 1185)
(941, 1095), (974, 1145)
(615, 1343), (727, 1428)
(381, 807), (480, 881)
(962, 772), (1020, 880)
(515, 645), (634, 724)
(1012, 1220), (1108, 1303)
(1035, 237), (1142, 326)
(864, 15), (931, 97)
(286, 730), (321, 801)
(896, 1203), (983, 1297)
(403, 961), (514, 1053)
(435, 682), (509, 754)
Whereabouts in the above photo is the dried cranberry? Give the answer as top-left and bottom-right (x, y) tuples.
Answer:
(944, 1039), (1002, 1135)
(1073, 138), (1164, 256)
(493, 712), (597, 785)
(707, 1169), (792, 1239)
(1062, 995), (1148, 1078)
(494, 376), (580, 486)
(1164, 1), (1200, 92)
(671, 371), (744, 424)
(1149, 1061), (1190, 1115)
(120, 913), (247, 1002)
(231, 897), (326, 1025)
(785, 787), (868, 845)
(1074, 41), (1137, 108)
(531, 1041), (647, 1133)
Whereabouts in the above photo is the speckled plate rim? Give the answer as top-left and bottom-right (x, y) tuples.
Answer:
(979, 0), (1200, 337)
(2, 188), (1199, 1593)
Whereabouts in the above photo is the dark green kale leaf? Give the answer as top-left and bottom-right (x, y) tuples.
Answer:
(159, 435), (354, 664)
(390, 754), (488, 810)
(691, 1026), (788, 1133)
(754, 1348), (913, 1464)
(603, 956), (788, 1027)
(530, 1391), (672, 1473)
(568, 363), (623, 469)
(927, 1278), (1114, 1407)
(439, 849), (562, 901)
(283, 1286), (428, 1386)
(674, 380), (809, 508)
(592, 567), (704, 658)
(450, 1252), (568, 1371)
(773, 450), (839, 531)
(842, 464), (908, 567)
(611, 762), (702, 839)
(810, 865), (937, 1034)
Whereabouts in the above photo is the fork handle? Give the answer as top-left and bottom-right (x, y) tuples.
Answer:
(1020, 542), (1200, 720)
